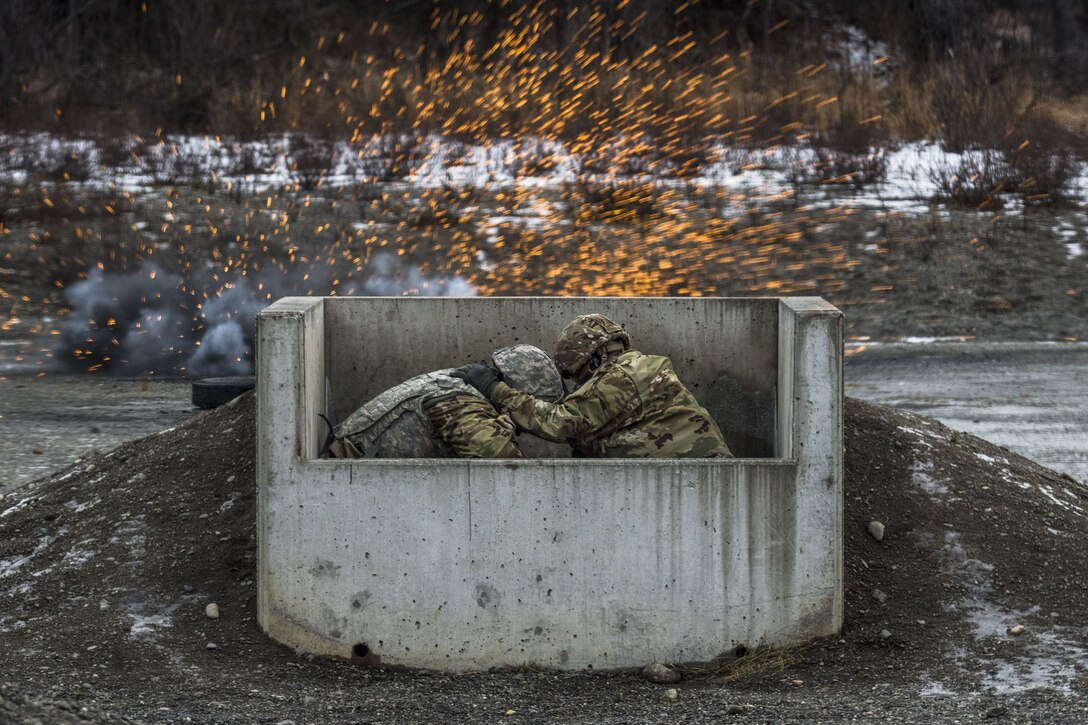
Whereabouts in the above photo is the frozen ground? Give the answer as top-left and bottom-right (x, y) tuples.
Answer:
(0, 376), (192, 491)
(846, 341), (1088, 484)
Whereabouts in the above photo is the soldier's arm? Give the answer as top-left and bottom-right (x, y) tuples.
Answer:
(426, 396), (522, 458)
(490, 367), (639, 443)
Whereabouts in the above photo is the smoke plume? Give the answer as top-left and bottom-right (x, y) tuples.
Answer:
(56, 253), (474, 376)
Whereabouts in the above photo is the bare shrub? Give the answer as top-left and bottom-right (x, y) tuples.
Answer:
(143, 142), (205, 187)
(364, 136), (426, 182)
(352, 182), (385, 203)
(507, 141), (558, 179)
(1001, 114), (1085, 206)
(711, 146), (759, 176)
(784, 147), (888, 190)
(563, 180), (668, 224)
(405, 186), (470, 227)
(38, 148), (96, 182)
(927, 150), (1021, 209)
(928, 111), (1084, 209)
(225, 143), (269, 178)
(96, 136), (137, 171)
(1006, 143), (1078, 206)
(657, 139), (714, 178)
(613, 148), (655, 178)
(570, 150), (613, 177)
(288, 136), (335, 191)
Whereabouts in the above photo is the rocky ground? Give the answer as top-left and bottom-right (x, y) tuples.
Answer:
(2, 394), (1088, 723)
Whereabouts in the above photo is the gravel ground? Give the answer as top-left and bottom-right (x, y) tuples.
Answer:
(2, 394), (1088, 722)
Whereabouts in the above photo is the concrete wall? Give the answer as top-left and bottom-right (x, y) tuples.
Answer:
(324, 296), (780, 458)
(256, 296), (842, 670)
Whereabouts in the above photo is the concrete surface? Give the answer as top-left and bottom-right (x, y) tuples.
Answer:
(256, 296), (843, 670)
(0, 375), (193, 491)
(846, 342), (1088, 485)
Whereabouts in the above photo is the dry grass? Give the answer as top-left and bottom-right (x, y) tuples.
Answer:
(3, 2), (1086, 160)
(679, 644), (807, 683)
(1038, 95), (1088, 138)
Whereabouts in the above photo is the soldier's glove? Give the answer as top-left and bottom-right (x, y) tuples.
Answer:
(451, 363), (502, 398)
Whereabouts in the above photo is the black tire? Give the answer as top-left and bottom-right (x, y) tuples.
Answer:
(192, 376), (256, 410)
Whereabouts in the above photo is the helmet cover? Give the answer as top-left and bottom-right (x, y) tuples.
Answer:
(552, 314), (631, 378)
(491, 344), (564, 402)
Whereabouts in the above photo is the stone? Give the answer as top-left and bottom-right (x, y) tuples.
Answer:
(879, 629), (892, 640)
(726, 704), (745, 715)
(205, 602), (220, 620)
(983, 295), (1014, 313)
(984, 705), (1008, 719)
(98, 599), (109, 611)
(1009, 624), (1025, 636)
(641, 662), (681, 684)
(663, 688), (678, 701)
(868, 521), (885, 542)
(872, 589), (887, 604)
(206, 642), (218, 650)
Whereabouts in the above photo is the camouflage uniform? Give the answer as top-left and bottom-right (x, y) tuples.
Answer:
(423, 394), (521, 458)
(328, 344), (562, 459)
(490, 315), (731, 458)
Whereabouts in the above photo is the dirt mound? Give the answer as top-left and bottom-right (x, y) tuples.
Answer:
(1, 394), (1087, 722)
(842, 399), (1088, 691)
(0, 682), (138, 724)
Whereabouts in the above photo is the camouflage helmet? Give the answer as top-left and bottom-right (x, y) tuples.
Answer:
(491, 344), (564, 402)
(553, 314), (630, 378)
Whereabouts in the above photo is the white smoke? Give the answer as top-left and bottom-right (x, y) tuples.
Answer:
(56, 253), (475, 376)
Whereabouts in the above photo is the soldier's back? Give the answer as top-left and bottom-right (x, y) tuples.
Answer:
(334, 370), (482, 458)
(594, 351), (731, 458)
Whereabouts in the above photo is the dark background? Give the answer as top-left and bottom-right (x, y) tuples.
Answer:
(2, 0), (1085, 146)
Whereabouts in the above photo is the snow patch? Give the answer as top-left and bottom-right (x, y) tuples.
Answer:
(0, 526), (68, 579)
(910, 459), (949, 497)
(0, 617), (28, 634)
(64, 498), (99, 513)
(128, 614), (172, 640)
(1035, 483), (1085, 515)
(918, 680), (956, 697)
(0, 496), (37, 520)
(940, 530), (1088, 692)
(123, 594), (199, 642)
(109, 515), (148, 562)
(62, 547), (97, 568)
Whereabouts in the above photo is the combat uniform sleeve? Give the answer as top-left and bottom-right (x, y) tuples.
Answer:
(425, 396), (522, 458)
(490, 365), (641, 444)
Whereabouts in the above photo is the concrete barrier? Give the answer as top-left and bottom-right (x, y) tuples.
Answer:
(256, 297), (843, 670)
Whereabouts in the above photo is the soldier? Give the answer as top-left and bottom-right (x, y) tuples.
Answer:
(453, 314), (732, 458)
(327, 344), (563, 459)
